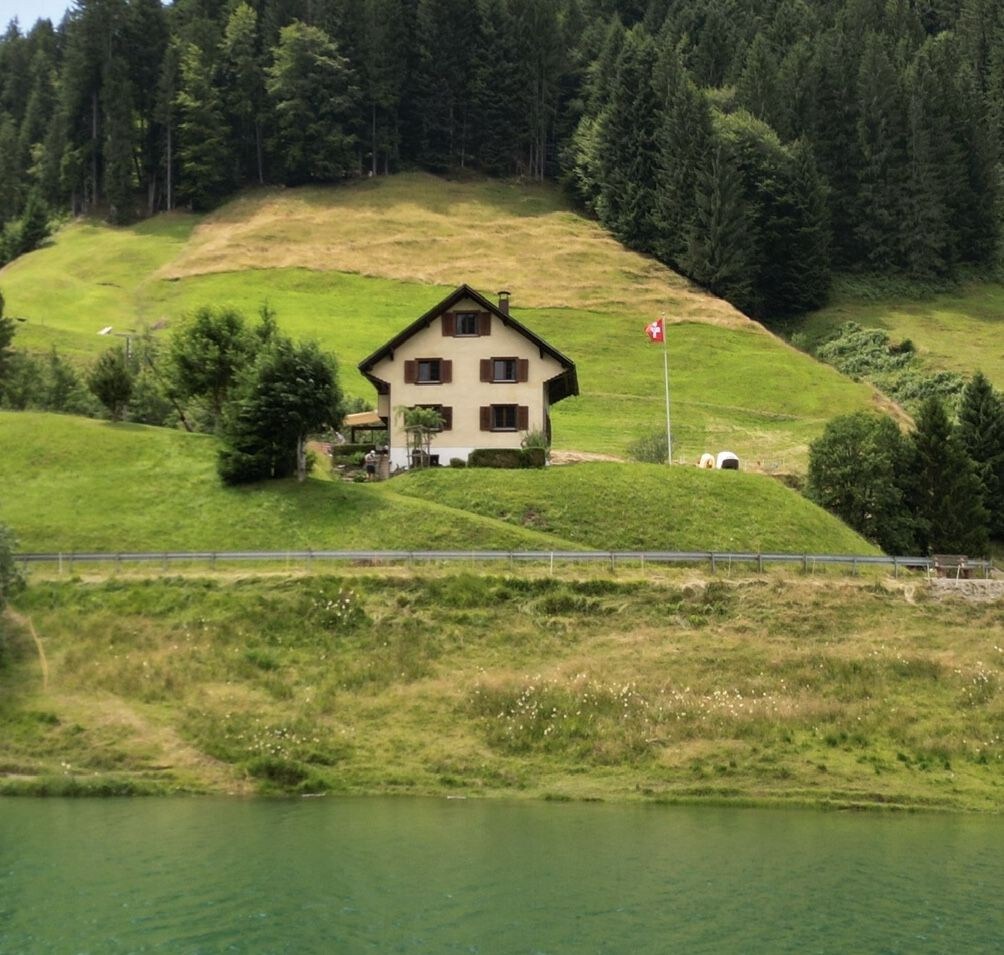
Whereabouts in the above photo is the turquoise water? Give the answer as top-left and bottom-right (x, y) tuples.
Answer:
(1, 797), (1002, 953)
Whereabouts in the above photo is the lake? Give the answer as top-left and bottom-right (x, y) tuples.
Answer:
(2, 797), (1002, 953)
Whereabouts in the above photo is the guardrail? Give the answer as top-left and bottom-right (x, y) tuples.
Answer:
(15, 549), (995, 577)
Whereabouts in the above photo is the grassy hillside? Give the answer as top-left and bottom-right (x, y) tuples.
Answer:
(0, 411), (874, 554)
(3, 572), (1001, 810)
(796, 278), (1004, 389)
(0, 173), (883, 465)
(394, 465), (877, 554)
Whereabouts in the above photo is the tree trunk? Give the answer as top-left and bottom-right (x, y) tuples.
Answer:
(255, 122), (264, 184)
(296, 434), (307, 482)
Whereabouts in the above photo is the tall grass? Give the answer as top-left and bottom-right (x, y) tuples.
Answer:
(3, 573), (1001, 808)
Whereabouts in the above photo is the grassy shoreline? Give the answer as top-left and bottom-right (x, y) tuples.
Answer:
(2, 569), (1001, 812)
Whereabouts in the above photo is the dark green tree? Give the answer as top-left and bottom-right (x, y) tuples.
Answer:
(266, 21), (358, 184)
(681, 144), (755, 313)
(807, 412), (916, 553)
(101, 54), (135, 223)
(0, 522), (25, 614)
(175, 42), (233, 210)
(87, 346), (134, 420)
(908, 396), (989, 555)
(219, 2), (266, 185)
(957, 372), (1004, 539)
(218, 335), (343, 484)
(594, 26), (661, 250)
(167, 305), (254, 424)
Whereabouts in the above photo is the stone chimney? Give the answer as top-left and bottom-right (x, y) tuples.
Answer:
(498, 289), (511, 316)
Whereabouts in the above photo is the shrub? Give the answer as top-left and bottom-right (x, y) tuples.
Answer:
(468, 447), (546, 469)
(627, 429), (669, 463)
(449, 457), (466, 468)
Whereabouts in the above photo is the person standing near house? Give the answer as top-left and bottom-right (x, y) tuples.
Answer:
(364, 448), (378, 480)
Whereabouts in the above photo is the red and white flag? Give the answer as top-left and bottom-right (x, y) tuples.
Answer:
(645, 318), (664, 343)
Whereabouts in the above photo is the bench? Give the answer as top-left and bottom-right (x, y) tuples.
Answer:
(933, 555), (970, 579)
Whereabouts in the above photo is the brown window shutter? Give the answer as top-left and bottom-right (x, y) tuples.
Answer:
(517, 358), (529, 382)
(517, 406), (529, 430)
(442, 312), (455, 336)
(480, 406), (491, 431)
(478, 312), (491, 336)
(441, 406), (453, 430)
(404, 360), (416, 384)
(480, 359), (491, 382)
(441, 359), (452, 383)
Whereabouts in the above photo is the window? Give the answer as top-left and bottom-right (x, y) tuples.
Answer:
(442, 311), (491, 336)
(493, 405), (517, 430)
(405, 359), (451, 384)
(456, 312), (478, 336)
(481, 357), (528, 383)
(493, 358), (517, 382)
(480, 405), (528, 431)
(417, 359), (440, 383)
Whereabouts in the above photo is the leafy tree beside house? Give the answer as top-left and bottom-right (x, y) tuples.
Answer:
(218, 335), (343, 485)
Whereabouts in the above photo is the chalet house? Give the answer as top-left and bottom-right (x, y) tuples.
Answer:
(358, 284), (578, 470)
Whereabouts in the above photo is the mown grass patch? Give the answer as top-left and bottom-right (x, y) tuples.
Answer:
(0, 411), (874, 554)
(392, 463), (877, 554)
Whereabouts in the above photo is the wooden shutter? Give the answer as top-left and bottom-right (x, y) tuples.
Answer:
(404, 360), (416, 384)
(441, 406), (453, 430)
(517, 406), (529, 430)
(478, 312), (491, 336)
(517, 358), (529, 383)
(480, 359), (491, 382)
(441, 359), (452, 383)
(442, 312), (455, 336)
(480, 406), (491, 431)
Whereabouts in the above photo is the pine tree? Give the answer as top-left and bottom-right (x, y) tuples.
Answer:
(651, 44), (713, 266)
(735, 34), (780, 128)
(266, 22), (358, 184)
(681, 144), (755, 314)
(854, 33), (909, 270)
(102, 54), (135, 223)
(908, 396), (989, 555)
(219, 3), (266, 185)
(594, 26), (661, 250)
(957, 372), (1004, 539)
(175, 42), (233, 210)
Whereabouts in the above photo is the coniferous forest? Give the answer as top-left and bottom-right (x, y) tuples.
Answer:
(1, 0), (1003, 319)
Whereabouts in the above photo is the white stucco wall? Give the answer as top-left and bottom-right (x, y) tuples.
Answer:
(368, 297), (563, 469)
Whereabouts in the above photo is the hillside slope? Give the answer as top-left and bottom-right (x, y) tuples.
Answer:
(0, 412), (874, 555)
(0, 174), (884, 467)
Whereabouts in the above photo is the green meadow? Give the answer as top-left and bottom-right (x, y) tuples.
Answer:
(0, 411), (871, 554)
(0, 173), (881, 465)
(2, 572), (1000, 810)
(797, 278), (1004, 389)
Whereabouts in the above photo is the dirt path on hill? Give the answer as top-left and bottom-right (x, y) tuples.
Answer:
(550, 450), (623, 464)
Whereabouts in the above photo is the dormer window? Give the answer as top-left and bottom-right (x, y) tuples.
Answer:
(456, 312), (478, 335)
(442, 311), (491, 336)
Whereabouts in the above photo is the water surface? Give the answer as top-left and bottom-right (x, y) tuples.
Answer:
(2, 797), (1001, 953)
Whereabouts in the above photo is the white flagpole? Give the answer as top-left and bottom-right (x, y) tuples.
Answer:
(661, 317), (672, 465)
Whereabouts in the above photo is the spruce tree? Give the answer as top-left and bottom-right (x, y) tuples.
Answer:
(908, 396), (989, 555)
(175, 42), (233, 210)
(594, 26), (661, 251)
(266, 22), (358, 184)
(957, 372), (1004, 539)
(101, 55), (135, 223)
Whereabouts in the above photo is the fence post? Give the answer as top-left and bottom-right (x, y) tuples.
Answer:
(893, 557), (898, 578)
(757, 553), (764, 574)
(710, 553), (716, 574)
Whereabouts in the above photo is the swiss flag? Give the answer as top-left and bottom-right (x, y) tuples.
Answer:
(645, 318), (664, 343)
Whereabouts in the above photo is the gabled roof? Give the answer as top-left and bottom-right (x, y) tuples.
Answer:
(358, 283), (579, 403)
